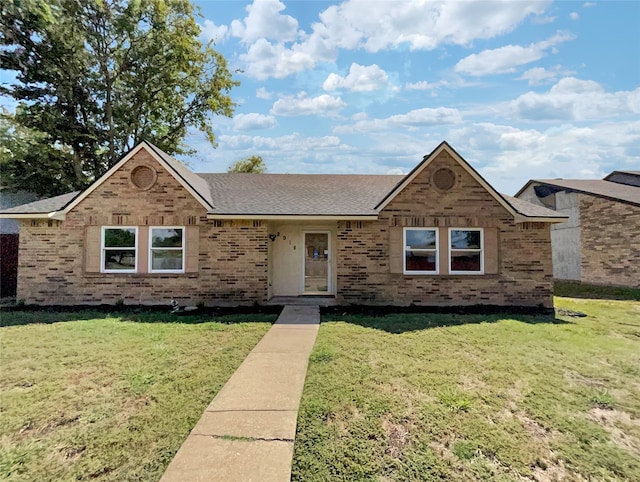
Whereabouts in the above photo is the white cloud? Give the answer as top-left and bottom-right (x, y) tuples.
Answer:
(518, 67), (558, 85)
(200, 19), (229, 43)
(230, 0), (299, 44)
(569, 12), (580, 20)
(455, 32), (574, 76)
(270, 92), (346, 116)
(531, 15), (557, 24)
(518, 65), (575, 85)
(511, 77), (640, 121)
(322, 63), (389, 92)
(239, 39), (317, 80)
(311, 0), (552, 53)
(583, 2), (596, 7)
(256, 87), (273, 100)
(233, 113), (278, 131)
(231, 0), (553, 79)
(448, 121), (640, 194)
(333, 107), (462, 134)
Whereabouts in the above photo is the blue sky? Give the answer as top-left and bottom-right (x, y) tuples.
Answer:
(1, 1), (638, 195)
(187, 0), (639, 194)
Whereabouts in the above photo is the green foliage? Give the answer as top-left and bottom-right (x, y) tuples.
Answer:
(590, 390), (615, 410)
(554, 280), (640, 301)
(453, 440), (478, 460)
(227, 155), (267, 173)
(438, 389), (473, 412)
(0, 0), (238, 196)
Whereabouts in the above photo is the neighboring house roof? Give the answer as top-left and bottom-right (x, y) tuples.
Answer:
(515, 178), (640, 206)
(604, 170), (640, 187)
(0, 140), (565, 222)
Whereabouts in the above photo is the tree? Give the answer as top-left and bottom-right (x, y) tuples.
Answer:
(0, 0), (238, 196)
(227, 155), (267, 173)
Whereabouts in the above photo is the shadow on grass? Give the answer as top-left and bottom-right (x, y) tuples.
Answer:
(554, 280), (640, 301)
(321, 305), (572, 334)
(0, 305), (282, 328)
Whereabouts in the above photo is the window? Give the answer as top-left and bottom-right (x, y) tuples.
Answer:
(102, 227), (137, 272)
(149, 227), (184, 272)
(449, 228), (483, 274)
(404, 228), (438, 274)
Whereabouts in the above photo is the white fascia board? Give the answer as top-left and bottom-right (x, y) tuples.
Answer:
(206, 214), (379, 221)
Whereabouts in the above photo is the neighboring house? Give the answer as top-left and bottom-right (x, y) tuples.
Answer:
(0, 191), (39, 297)
(0, 141), (566, 307)
(516, 171), (640, 288)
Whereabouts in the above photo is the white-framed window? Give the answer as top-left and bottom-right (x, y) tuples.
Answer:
(149, 227), (185, 273)
(449, 228), (483, 274)
(403, 228), (438, 274)
(102, 227), (138, 273)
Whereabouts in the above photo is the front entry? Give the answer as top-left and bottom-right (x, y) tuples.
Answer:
(269, 224), (335, 297)
(303, 232), (330, 294)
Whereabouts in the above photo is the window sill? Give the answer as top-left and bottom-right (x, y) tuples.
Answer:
(84, 272), (198, 278)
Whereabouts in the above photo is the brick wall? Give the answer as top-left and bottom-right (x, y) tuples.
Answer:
(335, 150), (554, 307)
(579, 194), (640, 288)
(17, 149), (268, 305)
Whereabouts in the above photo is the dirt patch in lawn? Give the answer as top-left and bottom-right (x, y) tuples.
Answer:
(587, 408), (640, 454)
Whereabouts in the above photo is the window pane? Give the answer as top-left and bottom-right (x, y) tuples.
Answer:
(104, 228), (136, 247)
(104, 250), (136, 270)
(450, 230), (481, 249)
(406, 229), (437, 249)
(152, 228), (183, 248)
(451, 251), (481, 271)
(405, 251), (436, 271)
(151, 250), (183, 270)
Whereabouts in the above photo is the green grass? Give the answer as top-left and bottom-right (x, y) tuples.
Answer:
(292, 298), (640, 481)
(555, 280), (640, 301)
(0, 310), (274, 481)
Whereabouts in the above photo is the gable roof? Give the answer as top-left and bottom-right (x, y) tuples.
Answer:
(515, 178), (640, 206)
(59, 141), (215, 215)
(0, 140), (565, 222)
(375, 141), (564, 222)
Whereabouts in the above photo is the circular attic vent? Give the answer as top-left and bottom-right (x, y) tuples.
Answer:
(131, 165), (157, 190)
(432, 167), (456, 192)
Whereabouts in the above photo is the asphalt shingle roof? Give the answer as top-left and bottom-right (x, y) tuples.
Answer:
(501, 194), (568, 219)
(528, 179), (640, 206)
(198, 173), (403, 216)
(0, 191), (80, 214)
(0, 141), (563, 220)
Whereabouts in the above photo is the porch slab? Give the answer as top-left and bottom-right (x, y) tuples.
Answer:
(266, 295), (336, 306)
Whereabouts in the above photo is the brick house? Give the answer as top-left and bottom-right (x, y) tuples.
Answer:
(0, 141), (566, 307)
(516, 171), (640, 288)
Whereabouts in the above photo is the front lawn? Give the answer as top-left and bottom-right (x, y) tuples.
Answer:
(0, 311), (274, 481)
(293, 298), (640, 481)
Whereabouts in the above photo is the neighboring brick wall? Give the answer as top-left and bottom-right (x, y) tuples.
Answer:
(335, 150), (554, 307)
(17, 149), (268, 305)
(579, 194), (640, 288)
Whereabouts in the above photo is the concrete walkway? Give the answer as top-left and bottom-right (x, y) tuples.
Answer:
(160, 305), (320, 482)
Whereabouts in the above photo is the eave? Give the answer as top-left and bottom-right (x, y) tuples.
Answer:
(206, 214), (379, 221)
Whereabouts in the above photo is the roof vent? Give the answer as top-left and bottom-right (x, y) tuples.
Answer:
(131, 165), (157, 190)
(432, 167), (456, 192)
